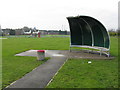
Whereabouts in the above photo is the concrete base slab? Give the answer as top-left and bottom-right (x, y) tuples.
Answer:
(15, 50), (114, 60)
(15, 50), (65, 57)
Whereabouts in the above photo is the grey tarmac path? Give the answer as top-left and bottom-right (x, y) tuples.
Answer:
(7, 56), (67, 88)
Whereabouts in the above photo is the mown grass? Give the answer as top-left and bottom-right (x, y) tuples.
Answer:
(2, 37), (118, 88)
(2, 37), (69, 89)
(47, 37), (118, 88)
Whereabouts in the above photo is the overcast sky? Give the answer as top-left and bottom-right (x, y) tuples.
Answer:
(0, 0), (119, 30)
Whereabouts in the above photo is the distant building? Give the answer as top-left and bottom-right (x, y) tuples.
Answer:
(15, 29), (24, 35)
(1, 27), (70, 36)
(2, 29), (11, 35)
(38, 30), (70, 35)
(2, 28), (24, 35)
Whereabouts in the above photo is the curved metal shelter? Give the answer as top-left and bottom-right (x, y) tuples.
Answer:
(67, 16), (110, 56)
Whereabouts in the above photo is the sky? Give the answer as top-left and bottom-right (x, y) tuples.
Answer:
(0, 0), (119, 31)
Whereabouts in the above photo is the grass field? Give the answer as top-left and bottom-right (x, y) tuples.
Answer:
(2, 36), (118, 88)
(46, 37), (118, 88)
(2, 37), (69, 89)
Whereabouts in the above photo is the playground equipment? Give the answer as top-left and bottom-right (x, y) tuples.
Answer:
(67, 16), (110, 57)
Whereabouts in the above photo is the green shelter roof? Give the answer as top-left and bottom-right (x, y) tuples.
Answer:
(67, 15), (110, 48)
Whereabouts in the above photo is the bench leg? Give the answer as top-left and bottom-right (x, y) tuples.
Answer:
(69, 47), (71, 52)
(108, 51), (110, 57)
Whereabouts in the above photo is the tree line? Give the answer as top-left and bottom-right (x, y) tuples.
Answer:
(1, 26), (69, 36)
(108, 29), (120, 36)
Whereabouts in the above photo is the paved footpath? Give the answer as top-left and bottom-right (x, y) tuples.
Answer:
(7, 56), (67, 88)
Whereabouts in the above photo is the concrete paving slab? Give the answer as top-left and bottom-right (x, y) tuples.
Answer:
(15, 50), (114, 60)
(15, 50), (65, 57)
(15, 50), (37, 57)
